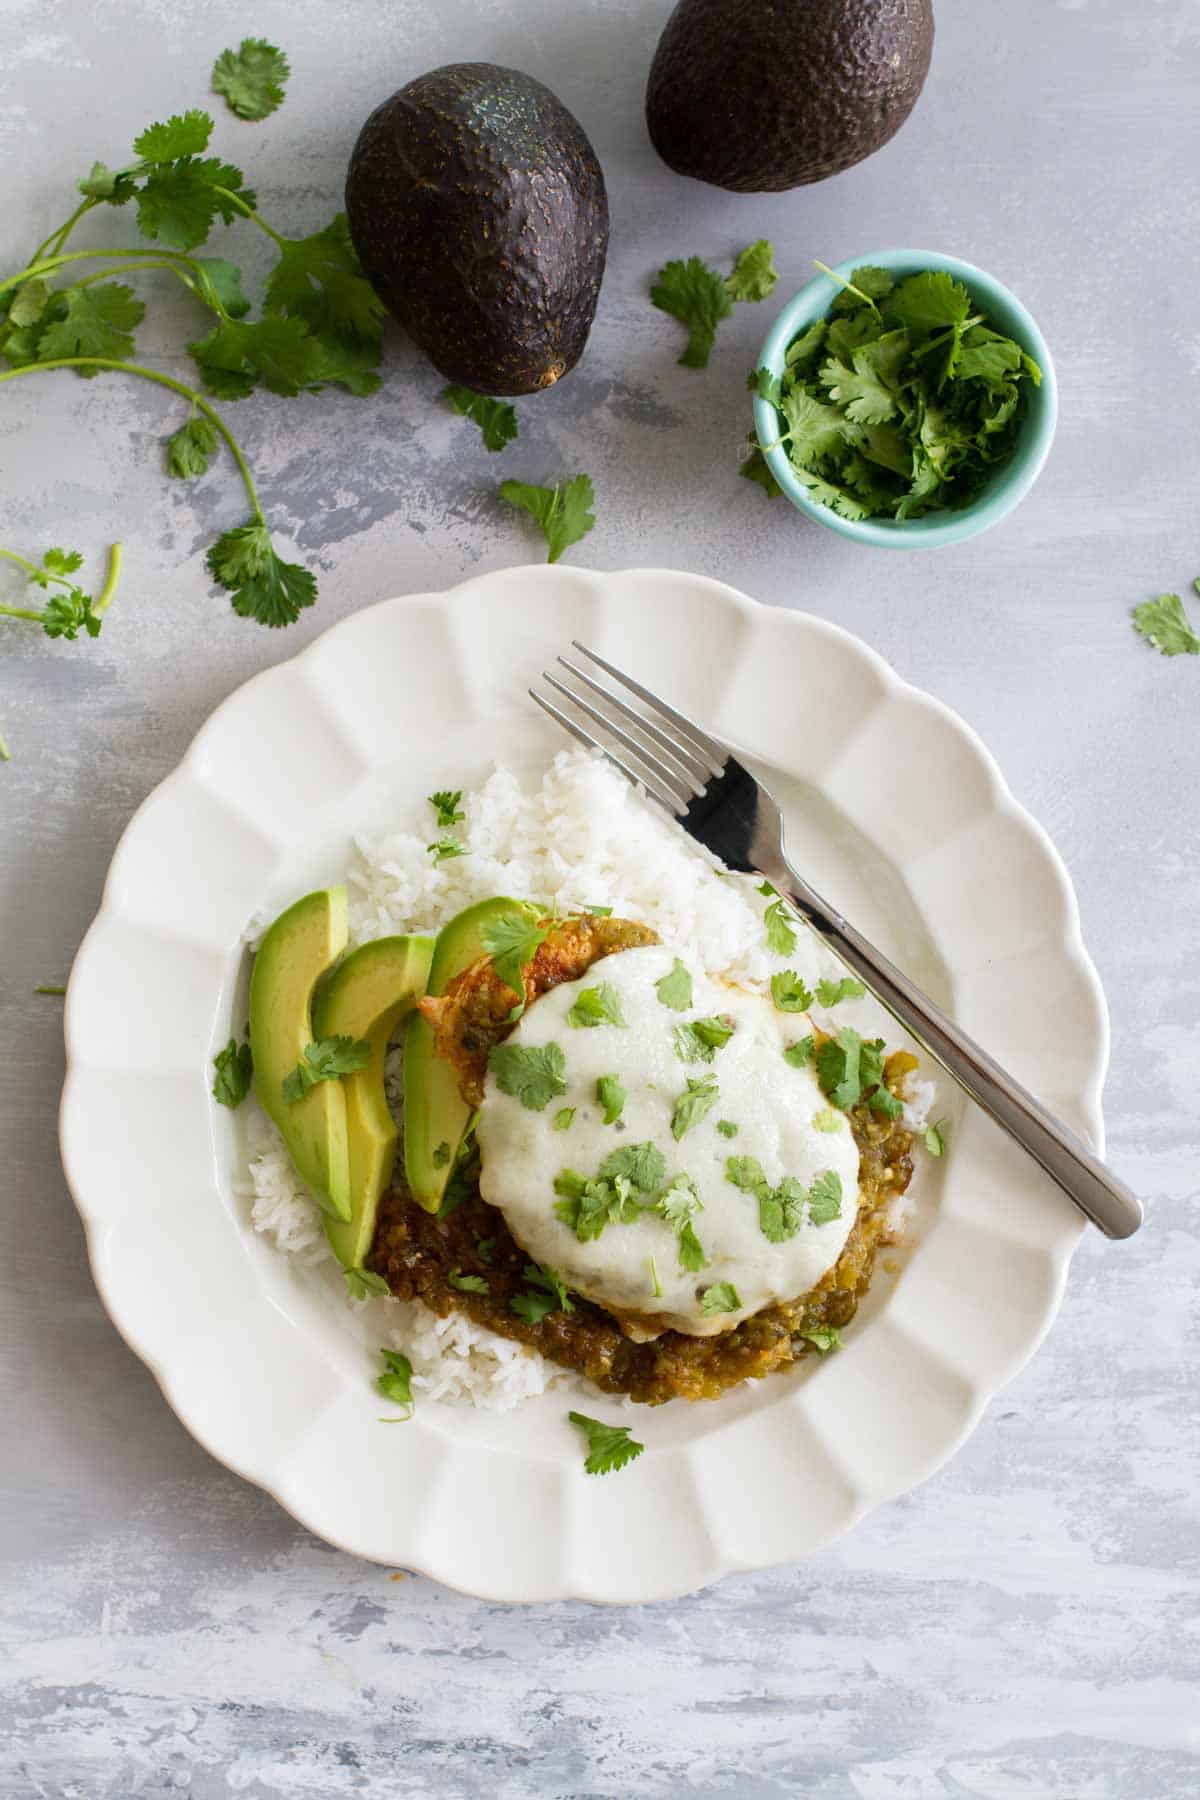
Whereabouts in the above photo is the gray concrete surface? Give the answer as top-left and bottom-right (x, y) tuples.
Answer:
(2, 0), (1197, 1793)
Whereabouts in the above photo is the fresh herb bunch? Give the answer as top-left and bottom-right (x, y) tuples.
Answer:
(0, 58), (383, 629)
(745, 263), (1042, 522)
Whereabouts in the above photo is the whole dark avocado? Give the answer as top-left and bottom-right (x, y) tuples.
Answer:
(646, 0), (934, 193)
(344, 63), (608, 396)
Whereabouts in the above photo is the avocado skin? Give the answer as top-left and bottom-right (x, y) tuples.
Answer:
(646, 0), (934, 193)
(345, 63), (609, 396)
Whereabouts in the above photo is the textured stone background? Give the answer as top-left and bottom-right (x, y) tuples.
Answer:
(2, 0), (1198, 1794)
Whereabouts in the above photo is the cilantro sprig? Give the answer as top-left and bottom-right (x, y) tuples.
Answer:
(1133, 586), (1200, 657)
(499, 474), (595, 563)
(443, 384), (518, 452)
(511, 1263), (574, 1326)
(745, 262), (1042, 522)
(650, 239), (778, 369)
(376, 1348), (415, 1421)
(568, 1410), (645, 1476)
(212, 1033), (253, 1108)
(1, 66), (383, 633)
(282, 1034), (370, 1102)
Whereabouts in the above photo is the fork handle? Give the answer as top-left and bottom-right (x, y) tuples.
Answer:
(768, 862), (1143, 1240)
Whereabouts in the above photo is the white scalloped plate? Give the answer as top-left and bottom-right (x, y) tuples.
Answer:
(60, 567), (1101, 1603)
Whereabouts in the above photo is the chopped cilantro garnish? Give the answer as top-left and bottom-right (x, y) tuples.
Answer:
(798, 1324), (842, 1354)
(475, 1237), (496, 1266)
(807, 1170), (844, 1226)
(816, 976), (866, 1007)
(488, 1041), (567, 1111)
(427, 836), (468, 863)
(428, 789), (465, 827)
(596, 1074), (626, 1125)
(725, 238), (778, 304)
(770, 970), (814, 1013)
(344, 1267), (389, 1301)
(599, 1141), (667, 1193)
(758, 1176), (807, 1243)
(716, 1119), (738, 1139)
(726, 1156), (841, 1238)
(442, 384), (518, 452)
(677, 1219), (707, 1273)
(448, 1270), (490, 1296)
(554, 1172), (641, 1241)
(655, 958), (694, 1011)
(552, 1107), (576, 1132)
(812, 1108), (844, 1133)
(672, 1016), (735, 1063)
(656, 1172), (701, 1230)
(568, 1410), (645, 1476)
(671, 1073), (719, 1140)
(432, 1141), (451, 1169)
(281, 1034), (370, 1102)
(567, 982), (626, 1029)
(762, 892), (798, 956)
(784, 1036), (816, 1069)
(699, 1282), (741, 1316)
(511, 1262), (574, 1324)
(479, 904), (547, 1017)
(584, 903), (613, 916)
(924, 1119), (949, 1157)
(649, 1255), (662, 1298)
(212, 1034), (252, 1108)
(376, 1348), (414, 1420)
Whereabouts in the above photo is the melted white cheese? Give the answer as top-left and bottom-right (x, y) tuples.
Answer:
(475, 944), (861, 1336)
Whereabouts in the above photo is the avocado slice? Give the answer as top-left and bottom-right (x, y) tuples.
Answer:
(345, 64), (608, 396)
(311, 934), (434, 1269)
(249, 887), (352, 1221)
(645, 0), (934, 193)
(403, 895), (531, 1212)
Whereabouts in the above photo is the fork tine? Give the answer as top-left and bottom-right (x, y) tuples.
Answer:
(556, 655), (712, 787)
(529, 691), (683, 814)
(569, 643), (727, 776)
(541, 673), (697, 808)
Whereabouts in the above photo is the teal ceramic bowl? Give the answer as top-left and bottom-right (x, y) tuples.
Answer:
(753, 248), (1057, 549)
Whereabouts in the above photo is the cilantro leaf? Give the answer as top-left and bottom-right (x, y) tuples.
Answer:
(39, 548), (84, 580)
(816, 976), (866, 1007)
(206, 522), (317, 628)
(448, 1270), (490, 1296)
(671, 1073), (719, 1140)
(39, 588), (101, 641)
(442, 384), (519, 452)
(725, 1154), (770, 1199)
(780, 388), (855, 466)
(924, 1119), (949, 1157)
(656, 1173), (701, 1230)
(7, 280), (50, 330)
(598, 1141), (666, 1193)
(427, 837), (468, 863)
(770, 970), (814, 1014)
(784, 1036), (815, 1069)
(740, 443), (784, 498)
(281, 1034), (370, 1102)
(264, 215), (384, 347)
(479, 905), (547, 1013)
(212, 1035), (253, 1108)
(1133, 593), (1200, 657)
(807, 1170), (843, 1226)
(77, 162), (137, 204)
(748, 366), (782, 405)
(428, 789), (465, 827)
(819, 352), (897, 426)
(344, 1267), (389, 1300)
(827, 265), (895, 312)
(376, 1347), (414, 1419)
(699, 1282), (741, 1317)
(798, 1324), (842, 1354)
(38, 284), (144, 363)
(166, 413), (218, 480)
(677, 1219), (707, 1273)
(487, 1041), (567, 1111)
(716, 1119), (738, 1139)
(498, 474), (595, 563)
(812, 1107), (844, 1133)
(650, 255), (732, 368)
(212, 38), (291, 121)
(815, 1028), (863, 1110)
(764, 897), (797, 956)
(672, 1016), (735, 1063)
(431, 1142), (451, 1169)
(567, 982), (626, 1029)
(552, 1107), (575, 1131)
(511, 1262), (574, 1325)
(188, 315), (323, 400)
(725, 239), (778, 304)
(190, 256), (252, 319)
(759, 1175), (807, 1243)
(596, 1074), (626, 1125)
(655, 958), (693, 1011)
(889, 270), (972, 332)
(133, 111), (215, 162)
(136, 161), (232, 250)
(554, 1173), (640, 1241)
(568, 1411), (645, 1476)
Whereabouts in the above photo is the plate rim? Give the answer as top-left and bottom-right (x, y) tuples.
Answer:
(59, 565), (1104, 1602)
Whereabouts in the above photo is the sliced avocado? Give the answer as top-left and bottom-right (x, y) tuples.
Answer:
(249, 887), (352, 1221)
(403, 895), (531, 1212)
(312, 934), (434, 1269)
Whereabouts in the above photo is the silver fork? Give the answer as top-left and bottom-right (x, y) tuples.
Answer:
(532, 642), (1143, 1240)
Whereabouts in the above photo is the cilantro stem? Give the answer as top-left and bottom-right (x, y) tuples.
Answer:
(93, 541), (123, 617)
(0, 731), (9, 762)
(211, 186), (286, 247)
(0, 546), (74, 589)
(913, 314), (985, 360)
(69, 258), (230, 319)
(0, 358), (264, 524)
(0, 245), (214, 299)
(0, 602), (46, 623)
(29, 198), (99, 269)
(813, 260), (882, 315)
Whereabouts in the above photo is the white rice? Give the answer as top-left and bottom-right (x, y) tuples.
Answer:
(241, 749), (932, 1411)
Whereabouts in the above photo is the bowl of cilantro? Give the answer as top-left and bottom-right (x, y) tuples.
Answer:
(749, 249), (1056, 548)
